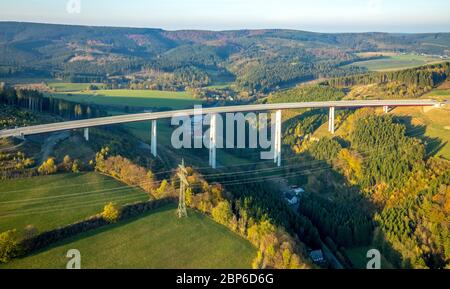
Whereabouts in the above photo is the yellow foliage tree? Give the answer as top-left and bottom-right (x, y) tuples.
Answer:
(155, 179), (169, 199)
(101, 202), (120, 223)
(211, 201), (233, 226)
(38, 157), (57, 175)
(336, 149), (363, 184)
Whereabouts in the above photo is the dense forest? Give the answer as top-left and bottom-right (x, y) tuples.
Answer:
(324, 62), (450, 98)
(0, 86), (106, 121)
(285, 108), (450, 268)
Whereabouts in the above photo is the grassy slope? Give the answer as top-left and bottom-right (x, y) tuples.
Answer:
(46, 89), (202, 109)
(390, 84), (450, 159)
(2, 204), (256, 269)
(0, 172), (149, 233)
(345, 54), (446, 72)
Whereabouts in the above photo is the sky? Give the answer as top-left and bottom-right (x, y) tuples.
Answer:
(1, 0), (450, 33)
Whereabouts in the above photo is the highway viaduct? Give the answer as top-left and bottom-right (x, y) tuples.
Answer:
(0, 99), (443, 169)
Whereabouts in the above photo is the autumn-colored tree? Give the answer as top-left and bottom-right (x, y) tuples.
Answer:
(101, 202), (120, 223)
(0, 230), (19, 263)
(336, 148), (363, 184)
(72, 159), (82, 173)
(252, 250), (264, 269)
(62, 155), (73, 172)
(211, 201), (233, 226)
(96, 152), (158, 196)
(94, 147), (110, 173)
(185, 187), (193, 206)
(155, 179), (169, 199)
(38, 157), (57, 175)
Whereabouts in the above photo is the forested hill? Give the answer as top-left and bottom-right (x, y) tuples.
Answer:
(1, 22), (450, 92)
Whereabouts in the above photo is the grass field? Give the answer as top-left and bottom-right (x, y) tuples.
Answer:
(47, 82), (106, 92)
(2, 204), (256, 269)
(0, 173), (149, 233)
(46, 89), (202, 109)
(425, 89), (450, 101)
(345, 54), (446, 72)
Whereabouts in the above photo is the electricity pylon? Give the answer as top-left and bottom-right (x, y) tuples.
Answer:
(177, 159), (188, 218)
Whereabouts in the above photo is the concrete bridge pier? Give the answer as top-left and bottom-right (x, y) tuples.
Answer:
(151, 120), (157, 157)
(383, 105), (389, 113)
(274, 110), (282, 167)
(209, 113), (217, 169)
(328, 107), (335, 134)
(83, 128), (89, 141)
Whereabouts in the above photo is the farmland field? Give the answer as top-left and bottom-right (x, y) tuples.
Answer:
(0, 172), (149, 233)
(46, 89), (202, 109)
(1, 204), (256, 269)
(345, 54), (446, 72)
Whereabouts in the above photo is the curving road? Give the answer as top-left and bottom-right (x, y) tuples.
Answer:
(0, 99), (443, 138)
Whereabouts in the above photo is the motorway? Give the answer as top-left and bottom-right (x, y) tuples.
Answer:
(0, 99), (443, 138)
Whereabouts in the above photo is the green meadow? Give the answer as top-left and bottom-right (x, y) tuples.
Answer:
(46, 89), (202, 109)
(2, 204), (256, 269)
(0, 172), (149, 233)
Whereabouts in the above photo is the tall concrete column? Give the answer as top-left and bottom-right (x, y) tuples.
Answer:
(274, 110), (282, 167)
(151, 120), (157, 157)
(328, 107), (335, 134)
(209, 113), (217, 169)
(383, 105), (389, 114)
(84, 128), (89, 141)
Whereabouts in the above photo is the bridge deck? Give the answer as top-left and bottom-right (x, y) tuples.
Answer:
(0, 99), (442, 138)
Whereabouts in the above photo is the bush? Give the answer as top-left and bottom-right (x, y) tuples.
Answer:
(72, 159), (82, 173)
(101, 202), (120, 223)
(0, 230), (20, 263)
(38, 157), (57, 175)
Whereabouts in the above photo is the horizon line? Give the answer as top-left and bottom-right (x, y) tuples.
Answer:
(2, 20), (450, 35)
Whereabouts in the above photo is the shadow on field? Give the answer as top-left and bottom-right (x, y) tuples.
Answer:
(16, 203), (175, 260)
(393, 115), (445, 157)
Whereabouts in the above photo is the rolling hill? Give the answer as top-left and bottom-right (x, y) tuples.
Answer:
(1, 22), (450, 92)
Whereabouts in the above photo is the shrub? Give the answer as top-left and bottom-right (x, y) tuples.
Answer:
(0, 230), (20, 263)
(101, 202), (120, 223)
(72, 159), (82, 173)
(38, 157), (57, 175)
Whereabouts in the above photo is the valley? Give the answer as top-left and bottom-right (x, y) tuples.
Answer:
(0, 21), (449, 270)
